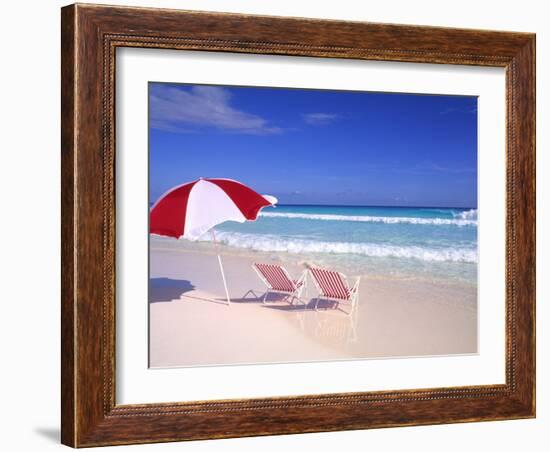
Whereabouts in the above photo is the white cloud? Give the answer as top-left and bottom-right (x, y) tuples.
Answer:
(150, 85), (282, 135)
(302, 112), (339, 125)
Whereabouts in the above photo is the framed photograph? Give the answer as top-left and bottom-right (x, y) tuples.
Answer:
(61, 3), (536, 447)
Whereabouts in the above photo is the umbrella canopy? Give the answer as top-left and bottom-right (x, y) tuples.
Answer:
(150, 178), (277, 240)
(150, 178), (277, 306)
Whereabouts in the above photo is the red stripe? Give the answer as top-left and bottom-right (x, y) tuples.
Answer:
(208, 179), (271, 220)
(262, 265), (275, 288)
(150, 181), (196, 238)
(268, 265), (290, 292)
(311, 267), (350, 300)
(255, 263), (294, 292)
(327, 270), (347, 299)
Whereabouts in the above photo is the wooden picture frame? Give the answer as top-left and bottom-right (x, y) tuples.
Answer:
(61, 3), (535, 447)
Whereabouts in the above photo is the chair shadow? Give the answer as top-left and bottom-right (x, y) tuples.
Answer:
(311, 298), (339, 310)
(223, 290), (286, 304)
(261, 303), (310, 312)
(149, 278), (195, 303)
(261, 298), (337, 312)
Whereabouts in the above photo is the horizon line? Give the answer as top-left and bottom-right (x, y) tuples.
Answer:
(272, 203), (477, 210)
(147, 199), (476, 210)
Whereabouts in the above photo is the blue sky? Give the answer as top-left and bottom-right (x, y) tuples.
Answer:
(149, 83), (477, 208)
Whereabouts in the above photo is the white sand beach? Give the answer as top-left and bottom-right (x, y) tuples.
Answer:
(149, 241), (477, 368)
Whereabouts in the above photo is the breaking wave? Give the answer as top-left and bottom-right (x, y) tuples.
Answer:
(259, 211), (477, 226)
(204, 232), (477, 263)
(453, 208), (478, 221)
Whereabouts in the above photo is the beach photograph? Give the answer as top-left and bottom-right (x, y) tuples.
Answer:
(148, 82), (478, 368)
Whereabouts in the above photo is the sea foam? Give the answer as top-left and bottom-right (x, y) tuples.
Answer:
(203, 232), (477, 263)
(260, 211), (477, 226)
(453, 208), (478, 221)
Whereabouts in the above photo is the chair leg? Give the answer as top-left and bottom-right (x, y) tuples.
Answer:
(242, 289), (260, 299)
(342, 301), (352, 316)
(336, 302), (350, 315)
(263, 290), (270, 304)
(293, 295), (305, 307)
(349, 294), (358, 317)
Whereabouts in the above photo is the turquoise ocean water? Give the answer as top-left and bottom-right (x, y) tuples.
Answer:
(202, 205), (478, 285)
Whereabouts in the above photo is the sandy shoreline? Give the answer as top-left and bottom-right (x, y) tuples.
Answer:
(149, 244), (477, 368)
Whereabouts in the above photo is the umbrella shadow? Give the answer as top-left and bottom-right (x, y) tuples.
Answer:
(149, 278), (195, 303)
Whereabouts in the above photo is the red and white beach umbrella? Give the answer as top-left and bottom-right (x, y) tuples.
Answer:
(150, 178), (277, 304)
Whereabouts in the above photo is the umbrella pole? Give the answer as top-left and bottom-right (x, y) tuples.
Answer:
(211, 229), (231, 305)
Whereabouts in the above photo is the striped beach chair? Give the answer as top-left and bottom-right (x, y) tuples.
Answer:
(309, 266), (360, 316)
(253, 263), (307, 305)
